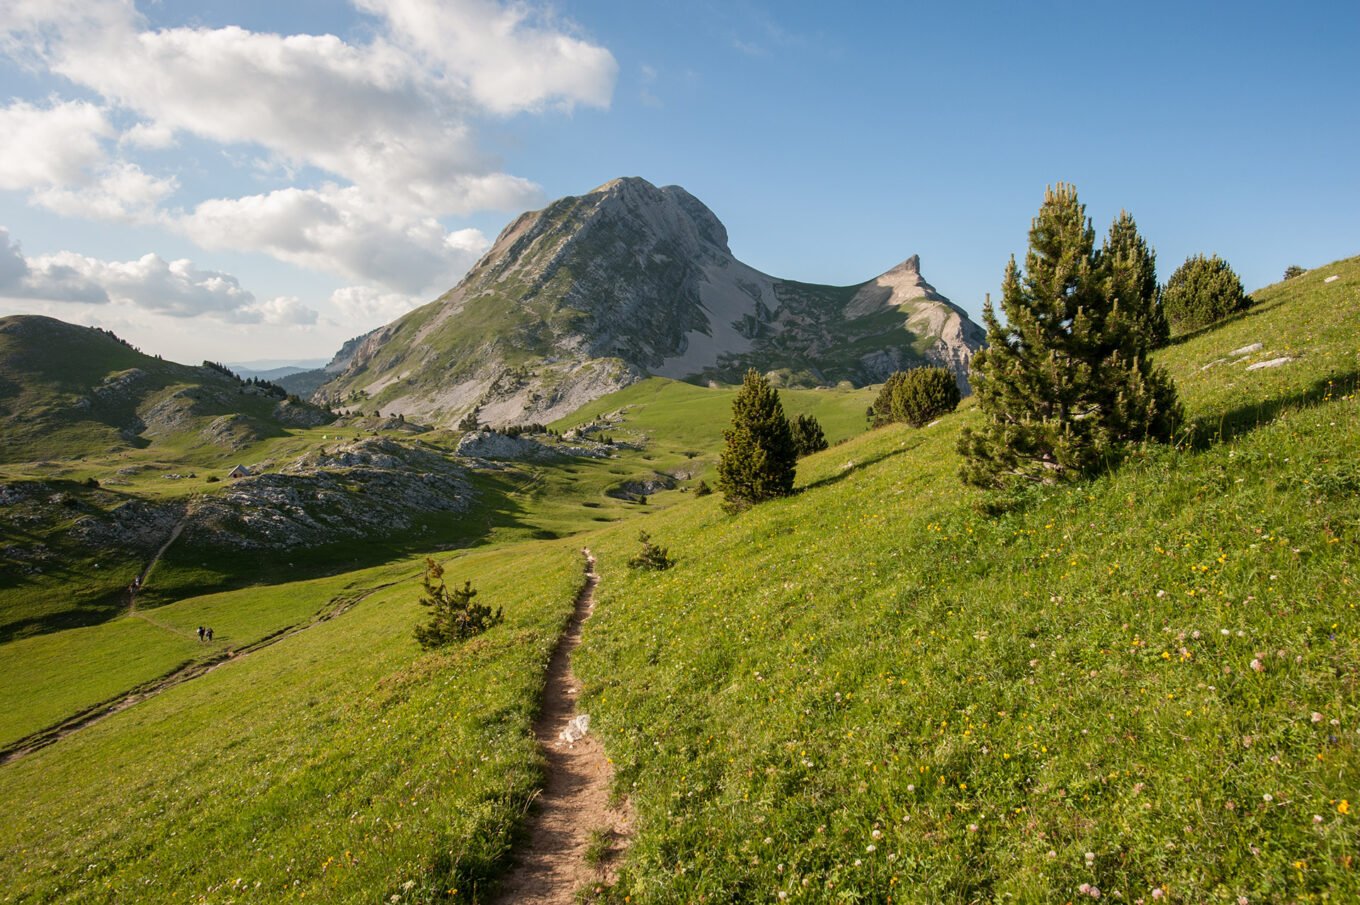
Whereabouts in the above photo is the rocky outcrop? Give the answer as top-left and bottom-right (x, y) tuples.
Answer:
(454, 430), (612, 462)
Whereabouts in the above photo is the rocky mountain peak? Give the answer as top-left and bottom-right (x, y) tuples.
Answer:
(315, 178), (986, 426)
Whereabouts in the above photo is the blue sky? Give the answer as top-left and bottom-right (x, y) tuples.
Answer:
(1, 1), (1355, 364)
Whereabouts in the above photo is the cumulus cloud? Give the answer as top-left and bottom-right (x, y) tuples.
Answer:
(253, 296), (320, 326)
(31, 161), (178, 222)
(356, 0), (617, 114)
(2, 0), (609, 213)
(182, 184), (491, 294)
(0, 100), (112, 191)
(0, 227), (298, 324)
(0, 0), (613, 294)
(329, 284), (428, 327)
(0, 228), (109, 303)
(0, 99), (176, 222)
(30, 250), (256, 318)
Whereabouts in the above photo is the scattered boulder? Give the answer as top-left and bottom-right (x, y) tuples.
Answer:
(1246, 357), (1295, 371)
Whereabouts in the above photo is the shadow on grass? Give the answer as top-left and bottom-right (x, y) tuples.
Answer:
(1163, 294), (1288, 348)
(799, 430), (931, 492)
(1185, 369), (1360, 450)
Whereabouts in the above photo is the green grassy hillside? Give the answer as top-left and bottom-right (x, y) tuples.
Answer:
(0, 541), (584, 903)
(0, 315), (332, 463)
(570, 257), (1360, 902)
(0, 257), (1355, 903)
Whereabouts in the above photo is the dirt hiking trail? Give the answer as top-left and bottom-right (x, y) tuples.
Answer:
(493, 549), (633, 904)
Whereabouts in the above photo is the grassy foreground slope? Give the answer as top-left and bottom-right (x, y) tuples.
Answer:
(0, 541), (584, 903)
(574, 258), (1360, 902)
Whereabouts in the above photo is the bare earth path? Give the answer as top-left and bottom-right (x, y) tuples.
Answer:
(127, 513), (189, 613)
(493, 549), (633, 904)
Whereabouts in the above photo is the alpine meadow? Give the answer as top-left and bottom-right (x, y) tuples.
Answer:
(1, 3), (1357, 903)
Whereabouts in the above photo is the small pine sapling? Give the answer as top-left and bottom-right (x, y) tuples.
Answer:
(628, 530), (674, 571)
(414, 558), (502, 649)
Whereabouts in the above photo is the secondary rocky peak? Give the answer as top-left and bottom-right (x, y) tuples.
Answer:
(844, 254), (949, 318)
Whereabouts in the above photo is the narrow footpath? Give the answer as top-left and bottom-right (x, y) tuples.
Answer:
(127, 514), (189, 613)
(493, 550), (634, 904)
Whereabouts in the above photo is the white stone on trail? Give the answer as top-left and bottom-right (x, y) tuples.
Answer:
(1324, 275), (1340, 283)
(1229, 343), (1264, 358)
(1246, 357), (1295, 371)
(560, 714), (591, 744)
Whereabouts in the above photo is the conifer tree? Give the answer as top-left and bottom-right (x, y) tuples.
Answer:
(1103, 211), (1169, 348)
(717, 369), (797, 511)
(959, 184), (1182, 488)
(790, 413), (828, 457)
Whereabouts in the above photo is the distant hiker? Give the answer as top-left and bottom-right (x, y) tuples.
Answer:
(206, 627), (214, 642)
(197, 625), (205, 642)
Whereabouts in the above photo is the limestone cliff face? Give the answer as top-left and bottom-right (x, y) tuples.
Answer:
(317, 177), (984, 425)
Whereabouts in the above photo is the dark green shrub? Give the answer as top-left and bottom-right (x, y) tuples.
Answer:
(790, 413), (828, 457)
(694, 480), (712, 496)
(896, 367), (961, 427)
(414, 558), (502, 649)
(1161, 254), (1252, 333)
(1284, 265), (1305, 281)
(869, 367), (961, 428)
(628, 531), (674, 570)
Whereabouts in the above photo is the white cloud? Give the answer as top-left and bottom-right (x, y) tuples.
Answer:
(119, 120), (176, 150)
(356, 0), (617, 114)
(329, 284), (427, 326)
(31, 161), (177, 222)
(0, 0), (612, 293)
(0, 227), (271, 320)
(254, 295), (319, 326)
(3, 0), (609, 215)
(0, 99), (112, 191)
(0, 99), (176, 222)
(31, 250), (256, 318)
(181, 184), (491, 294)
(0, 228), (109, 303)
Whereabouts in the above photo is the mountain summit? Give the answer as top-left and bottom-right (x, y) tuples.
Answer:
(317, 177), (984, 425)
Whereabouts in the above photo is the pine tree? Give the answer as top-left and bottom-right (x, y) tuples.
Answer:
(717, 369), (797, 511)
(868, 372), (907, 427)
(790, 413), (829, 457)
(413, 558), (502, 649)
(1103, 211), (1169, 348)
(959, 184), (1182, 488)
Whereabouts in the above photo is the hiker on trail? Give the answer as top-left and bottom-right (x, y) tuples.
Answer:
(206, 627), (214, 642)
(197, 625), (205, 642)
